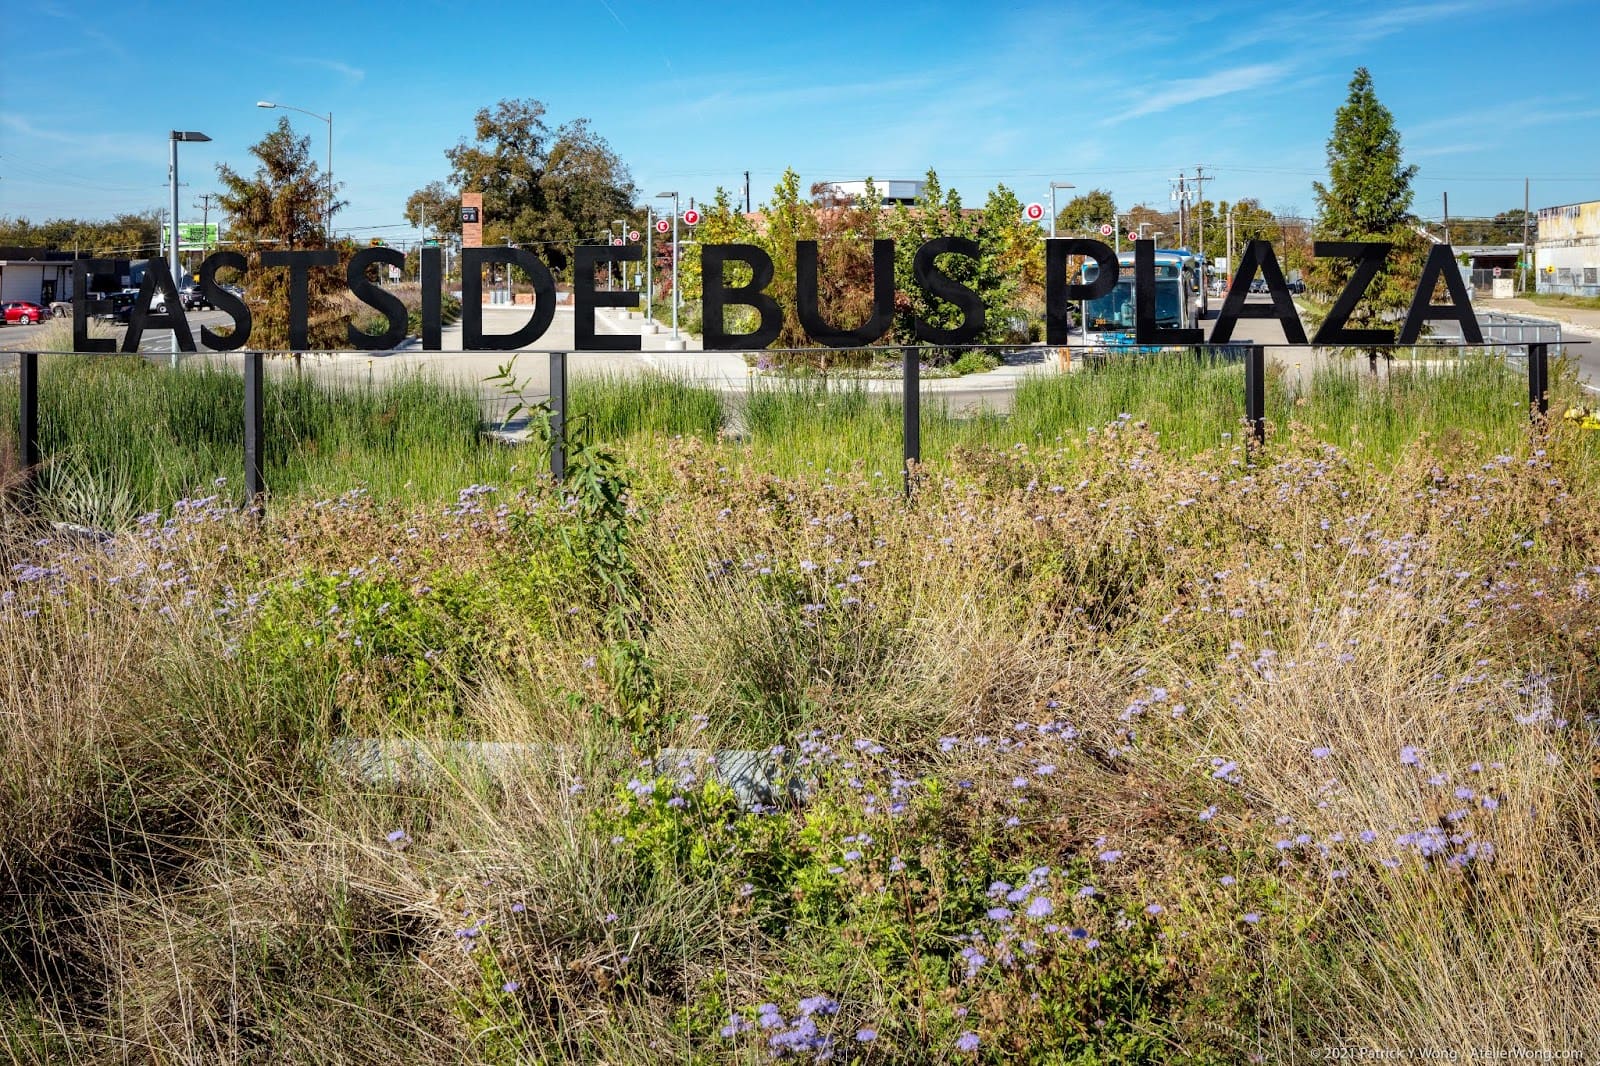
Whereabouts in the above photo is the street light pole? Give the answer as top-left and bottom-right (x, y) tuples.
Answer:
(655, 191), (679, 342)
(645, 205), (654, 324)
(1048, 181), (1075, 240)
(256, 101), (333, 242)
(169, 130), (210, 368)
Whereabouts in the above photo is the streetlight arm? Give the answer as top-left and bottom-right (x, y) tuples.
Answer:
(257, 101), (330, 124)
(258, 101), (333, 241)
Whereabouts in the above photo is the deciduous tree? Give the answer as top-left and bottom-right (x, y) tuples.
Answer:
(976, 183), (1044, 343)
(403, 181), (459, 239)
(1054, 189), (1117, 238)
(425, 98), (636, 275)
(0, 213), (162, 257)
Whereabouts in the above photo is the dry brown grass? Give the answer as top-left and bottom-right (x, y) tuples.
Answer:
(4, 419), (1600, 1061)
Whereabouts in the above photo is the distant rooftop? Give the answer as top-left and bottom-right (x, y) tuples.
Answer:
(819, 179), (925, 207)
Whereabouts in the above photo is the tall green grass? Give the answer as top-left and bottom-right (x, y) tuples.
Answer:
(0, 356), (526, 521)
(739, 353), (1266, 473)
(567, 373), (724, 441)
(1291, 353), (1535, 456)
(0, 360), (731, 525)
(0, 352), (1553, 525)
(738, 352), (1547, 474)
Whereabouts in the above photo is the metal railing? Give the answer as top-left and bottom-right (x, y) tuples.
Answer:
(5, 340), (1573, 511)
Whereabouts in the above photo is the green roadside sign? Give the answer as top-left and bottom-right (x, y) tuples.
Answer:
(162, 223), (220, 252)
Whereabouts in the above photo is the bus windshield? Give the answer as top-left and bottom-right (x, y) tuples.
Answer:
(1085, 278), (1183, 330)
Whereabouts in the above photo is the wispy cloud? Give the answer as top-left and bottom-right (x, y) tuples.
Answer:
(281, 55), (366, 82)
(1410, 141), (1490, 158)
(1202, 0), (1498, 64)
(259, 54), (366, 84)
(1408, 99), (1600, 136)
(0, 113), (161, 165)
(1340, 0), (1494, 41)
(673, 74), (939, 121)
(1100, 63), (1292, 126)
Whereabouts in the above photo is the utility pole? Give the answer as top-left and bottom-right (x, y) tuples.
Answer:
(1192, 164), (1209, 287)
(743, 170), (751, 214)
(1226, 203), (1235, 288)
(193, 192), (216, 258)
(1443, 191), (1450, 245)
(419, 206), (428, 281)
(1173, 173), (1187, 247)
(1523, 177), (1531, 294)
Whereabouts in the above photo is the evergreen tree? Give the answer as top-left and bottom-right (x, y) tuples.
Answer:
(216, 117), (347, 351)
(1311, 67), (1425, 366)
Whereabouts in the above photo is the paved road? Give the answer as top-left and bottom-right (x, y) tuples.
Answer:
(0, 308), (237, 366)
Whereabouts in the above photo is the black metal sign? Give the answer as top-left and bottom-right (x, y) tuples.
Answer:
(66, 238), (1483, 355)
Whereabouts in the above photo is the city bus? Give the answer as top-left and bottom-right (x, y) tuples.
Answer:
(1080, 249), (1201, 349)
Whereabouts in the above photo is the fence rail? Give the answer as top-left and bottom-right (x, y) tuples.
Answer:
(6, 341), (1569, 511)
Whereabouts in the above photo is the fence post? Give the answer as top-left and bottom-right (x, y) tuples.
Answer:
(1245, 344), (1266, 446)
(549, 350), (567, 481)
(18, 350), (39, 478)
(902, 346), (920, 498)
(244, 352), (265, 508)
(1528, 342), (1549, 418)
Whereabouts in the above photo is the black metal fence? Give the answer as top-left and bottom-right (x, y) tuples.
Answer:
(5, 341), (1565, 510)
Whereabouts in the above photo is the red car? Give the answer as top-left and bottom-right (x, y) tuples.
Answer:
(1, 301), (51, 325)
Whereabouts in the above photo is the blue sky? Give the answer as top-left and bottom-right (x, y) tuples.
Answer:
(2, 0), (1596, 242)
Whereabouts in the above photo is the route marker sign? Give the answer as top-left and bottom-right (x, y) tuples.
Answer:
(656, 218), (670, 233)
(629, 230), (640, 242)
(1128, 230), (1139, 242)
(1024, 203), (1045, 222)
(683, 209), (701, 226)
(1100, 224), (1114, 237)
(612, 238), (623, 246)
